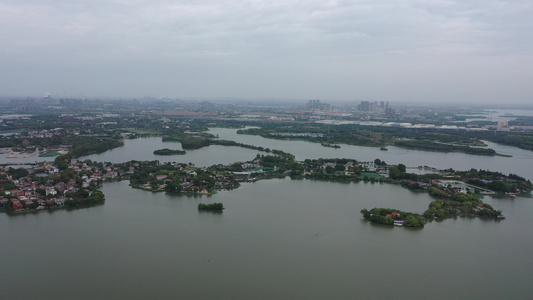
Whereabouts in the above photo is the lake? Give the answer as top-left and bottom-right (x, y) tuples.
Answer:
(81, 127), (533, 180)
(2, 128), (533, 299)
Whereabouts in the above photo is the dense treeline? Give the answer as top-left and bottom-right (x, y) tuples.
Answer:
(68, 138), (123, 157)
(423, 199), (502, 219)
(238, 124), (484, 146)
(321, 143), (341, 148)
(255, 153), (299, 172)
(208, 139), (272, 152)
(509, 116), (533, 127)
(0, 172), (18, 190)
(0, 136), (65, 149)
(162, 135), (209, 149)
(394, 140), (496, 155)
(482, 133), (533, 151)
(198, 203), (224, 211)
(153, 148), (186, 155)
(162, 134), (295, 156)
(237, 123), (533, 154)
(65, 190), (105, 207)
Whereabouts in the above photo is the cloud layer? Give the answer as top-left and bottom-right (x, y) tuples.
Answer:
(1, 0), (532, 103)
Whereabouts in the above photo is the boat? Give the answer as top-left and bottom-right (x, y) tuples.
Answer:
(393, 220), (404, 226)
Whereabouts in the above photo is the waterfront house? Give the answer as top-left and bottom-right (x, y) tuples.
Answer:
(46, 187), (57, 196)
(54, 182), (67, 193)
(386, 212), (401, 218)
(418, 182), (430, 189)
(105, 171), (118, 179)
(11, 199), (22, 210)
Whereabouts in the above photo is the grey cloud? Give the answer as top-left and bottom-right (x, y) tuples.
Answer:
(0, 0), (532, 103)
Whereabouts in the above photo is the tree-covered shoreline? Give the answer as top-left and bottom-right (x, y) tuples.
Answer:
(236, 123), (533, 156)
(198, 202), (224, 211)
(153, 148), (186, 155)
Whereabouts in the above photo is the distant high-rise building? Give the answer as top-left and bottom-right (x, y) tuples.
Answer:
(359, 101), (370, 111)
(43, 95), (52, 104)
(308, 99), (320, 109)
(307, 99), (332, 111)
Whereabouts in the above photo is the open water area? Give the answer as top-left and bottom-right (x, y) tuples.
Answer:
(462, 109), (533, 123)
(2, 128), (533, 299)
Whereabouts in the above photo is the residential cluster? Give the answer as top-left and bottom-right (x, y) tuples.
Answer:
(0, 160), (116, 212)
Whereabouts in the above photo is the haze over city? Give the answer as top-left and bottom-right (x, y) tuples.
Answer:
(1, 0), (532, 104)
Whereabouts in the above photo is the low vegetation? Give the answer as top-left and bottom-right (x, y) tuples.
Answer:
(153, 148), (186, 155)
(198, 202), (224, 211)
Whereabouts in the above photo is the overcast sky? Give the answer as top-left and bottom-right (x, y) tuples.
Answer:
(1, 0), (532, 104)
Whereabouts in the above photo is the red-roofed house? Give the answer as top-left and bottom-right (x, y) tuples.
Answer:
(11, 198), (23, 210)
(386, 212), (401, 218)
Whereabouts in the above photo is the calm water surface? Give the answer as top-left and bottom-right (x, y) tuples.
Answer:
(2, 129), (533, 299)
(81, 137), (260, 166)
(80, 128), (533, 180)
(208, 127), (533, 180)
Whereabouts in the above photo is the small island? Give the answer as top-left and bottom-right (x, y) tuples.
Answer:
(198, 202), (224, 211)
(361, 185), (505, 228)
(153, 148), (186, 155)
(360, 208), (425, 227)
(321, 143), (341, 149)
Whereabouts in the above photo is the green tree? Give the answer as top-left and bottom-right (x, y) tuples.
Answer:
(36, 188), (46, 196)
(397, 163), (406, 173)
(56, 160), (69, 170)
(8, 167), (29, 179)
(335, 164), (345, 171)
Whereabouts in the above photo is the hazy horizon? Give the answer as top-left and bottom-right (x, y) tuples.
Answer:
(1, 1), (532, 104)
